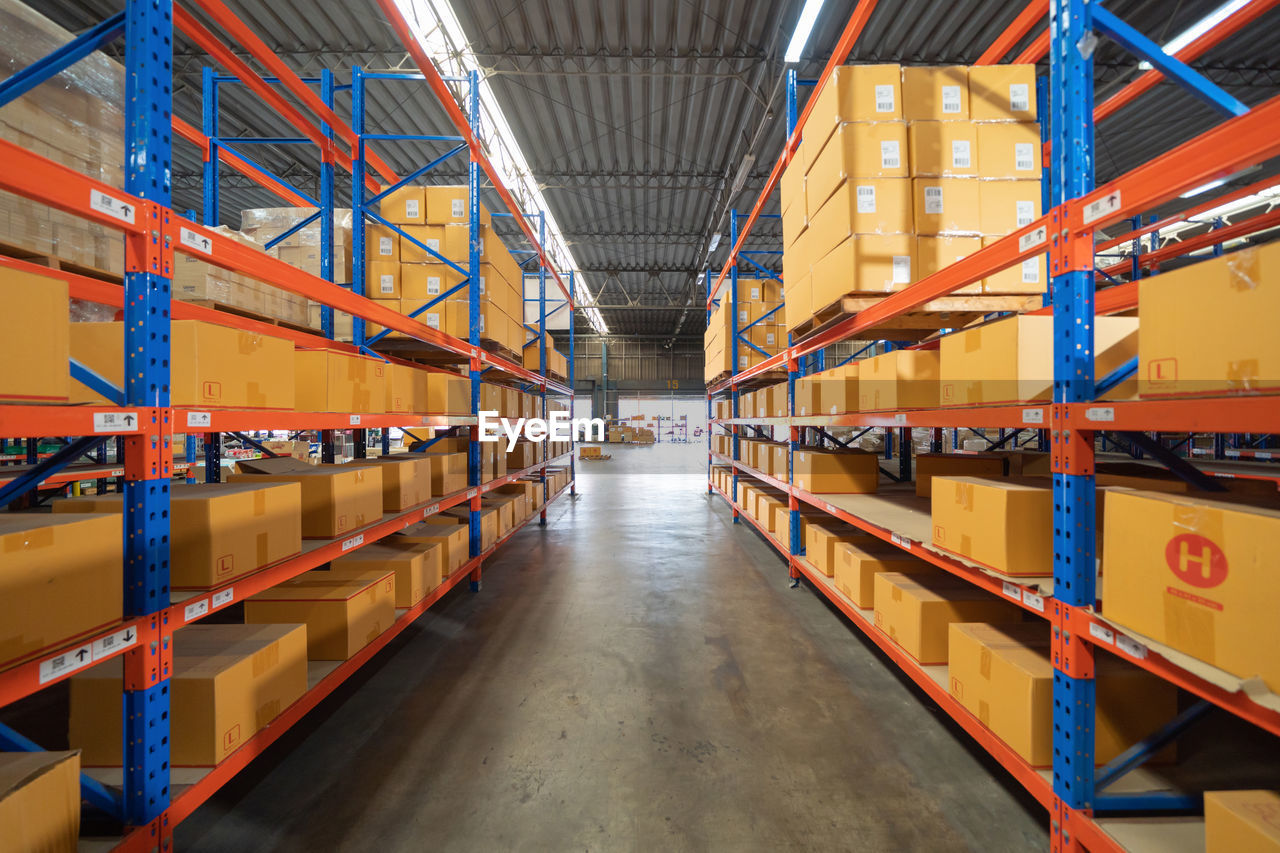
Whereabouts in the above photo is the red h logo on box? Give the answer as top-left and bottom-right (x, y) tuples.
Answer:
(1165, 533), (1227, 589)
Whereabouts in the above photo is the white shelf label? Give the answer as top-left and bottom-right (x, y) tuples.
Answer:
(39, 644), (93, 684)
(183, 598), (209, 622)
(341, 533), (365, 552)
(186, 411), (211, 428)
(212, 588), (234, 608)
(1085, 407), (1115, 422)
(179, 226), (214, 255)
(1089, 622), (1115, 645)
(1022, 408), (1045, 424)
(1018, 225), (1047, 252)
(349, 415), (363, 425)
(1116, 633), (1147, 659)
(93, 411), (139, 433)
(1257, 452), (1273, 460)
(89, 189), (136, 224)
(1002, 581), (1022, 601)
(423, 503), (440, 516)
(92, 627), (137, 660)
(893, 413), (907, 425)
(824, 503), (838, 515)
(1022, 590), (1045, 612)
(890, 533), (909, 548)
(1083, 190), (1122, 225)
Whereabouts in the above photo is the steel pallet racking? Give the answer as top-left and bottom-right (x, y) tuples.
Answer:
(706, 1), (1280, 850)
(0, 0), (576, 847)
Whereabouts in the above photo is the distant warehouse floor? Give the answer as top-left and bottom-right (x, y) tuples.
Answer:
(179, 443), (1045, 852)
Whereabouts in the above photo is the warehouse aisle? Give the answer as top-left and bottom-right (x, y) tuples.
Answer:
(179, 444), (1045, 852)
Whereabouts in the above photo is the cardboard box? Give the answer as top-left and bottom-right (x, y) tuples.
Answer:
(424, 185), (471, 224)
(2, 267), (69, 402)
(872, 572), (1021, 664)
(1205, 791), (1280, 853)
(902, 65), (969, 121)
(1102, 490), (1280, 691)
(381, 185), (425, 224)
(366, 223), (400, 261)
(245, 570), (395, 660)
(978, 179), (1041, 236)
(804, 372), (859, 415)
(908, 121), (979, 177)
(917, 235), (982, 294)
(399, 517), (470, 571)
(71, 320), (294, 409)
(940, 315), (1139, 406)
(70, 623), (308, 766)
(967, 64), (1037, 122)
(229, 458), (383, 539)
(914, 453), (1007, 497)
(781, 160), (805, 219)
(384, 363), (430, 413)
(805, 521), (872, 577)
(416, 451), (468, 495)
(813, 234), (914, 305)
(0, 751), (80, 852)
(931, 476), (1053, 576)
(982, 237), (1045, 294)
(1138, 242), (1280, 397)
(808, 180), (914, 262)
(427, 372), (470, 413)
(792, 449), (879, 494)
(976, 122), (1041, 178)
(294, 350), (387, 413)
(402, 264), (467, 301)
(329, 540), (442, 606)
(52, 482), (301, 589)
(912, 177), (981, 235)
(859, 349), (940, 411)
(0, 513), (120, 666)
(367, 259), (401, 298)
(808, 122), (910, 210)
(358, 455), (433, 510)
(806, 64), (903, 151)
(948, 621), (1177, 767)
(834, 541), (937, 607)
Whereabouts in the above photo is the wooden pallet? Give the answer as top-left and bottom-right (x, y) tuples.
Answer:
(1, 241), (124, 284)
(791, 292), (1042, 343)
(183, 299), (315, 334)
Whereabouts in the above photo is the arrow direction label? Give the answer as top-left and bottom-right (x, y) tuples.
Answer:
(91, 627), (138, 661)
(183, 598), (210, 622)
(89, 189), (137, 224)
(179, 226), (214, 255)
(39, 644), (94, 684)
(93, 411), (140, 433)
(1022, 408), (1045, 424)
(212, 588), (234, 608)
(1082, 190), (1122, 225)
(1018, 225), (1047, 252)
(187, 411), (212, 428)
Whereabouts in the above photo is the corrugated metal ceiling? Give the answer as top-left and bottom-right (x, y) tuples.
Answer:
(23, 0), (1280, 336)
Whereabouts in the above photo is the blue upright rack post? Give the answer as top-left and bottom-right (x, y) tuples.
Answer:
(568, 270), (577, 496)
(538, 212), (549, 525)
(466, 68), (483, 590)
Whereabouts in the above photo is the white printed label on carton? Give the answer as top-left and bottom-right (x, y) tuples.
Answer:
(1089, 622), (1115, 644)
(1021, 259), (1041, 283)
(93, 412), (139, 433)
(750, 286), (761, 300)
(855, 185), (876, 213)
(924, 186), (944, 214)
(1083, 191), (1122, 225)
(426, 313), (441, 330)
(380, 275), (395, 294)
(951, 140), (971, 170)
(880, 140), (900, 170)
(1022, 407), (1044, 424)
(874, 84), (895, 113)
(90, 189), (137, 224)
(405, 199), (420, 218)
(892, 255), (911, 284)
(184, 598), (209, 622)
(478, 237), (485, 254)
(1015, 201), (1035, 228)
(452, 198), (465, 218)
(427, 276), (441, 295)
(179, 226), (213, 254)
(379, 236), (393, 255)
(1014, 143), (1035, 172)
(478, 316), (485, 334)
(941, 85), (962, 114)
(1009, 84), (1030, 112)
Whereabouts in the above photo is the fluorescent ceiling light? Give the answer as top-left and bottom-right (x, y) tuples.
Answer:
(393, 0), (608, 335)
(784, 0), (827, 64)
(1180, 178), (1228, 198)
(1137, 0), (1248, 69)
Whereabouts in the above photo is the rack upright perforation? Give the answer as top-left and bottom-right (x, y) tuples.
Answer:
(706, 1), (1280, 850)
(0, 0), (574, 846)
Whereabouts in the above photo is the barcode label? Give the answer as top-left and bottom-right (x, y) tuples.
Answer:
(1021, 259), (1041, 283)
(187, 411), (211, 428)
(951, 140), (971, 169)
(1085, 406), (1115, 422)
(893, 413), (907, 425)
(92, 627), (137, 661)
(875, 84), (895, 113)
(1022, 408), (1044, 424)
(212, 588), (234, 608)
(1014, 143), (1035, 171)
(1022, 590), (1045, 611)
(179, 226), (213, 254)
(924, 186), (944, 214)
(1116, 634), (1147, 659)
(39, 645), (93, 684)
(379, 236), (393, 255)
(941, 85), (962, 114)
(1019, 225), (1047, 252)
(892, 255), (911, 284)
(341, 533), (365, 551)
(890, 533), (908, 547)
(1083, 191), (1122, 225)
(765, 333), (776, 346)
(825, 503), (837, 514)
(1002, 582), (1021, 601)
(738, 309), (750, 324)
(1089, 622), (1114, 644)
(184, 599), (209, 622)
(93, 412), (139, 433)
(426, 238), (440, 254)
(426, 313), (441, 330)
(1016, 201), (1035, 227)
(380, 275), (395, 294)
(452, 198), (465, 218)
(1009, 83), (1030, 112)
(427, 276), (441, 294)
(90, 189), (137, 224)
(856, 185), (877, 213)
(406, 199), (420, 218)
(880, 140), (901, 169)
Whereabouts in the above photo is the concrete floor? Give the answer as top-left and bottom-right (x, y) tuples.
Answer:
(178, 443), (1046, 852)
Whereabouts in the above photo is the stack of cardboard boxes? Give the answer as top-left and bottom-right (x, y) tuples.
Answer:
(521, 333), (571, 378)
(780, 63), (1042, 337)
(703, 280), (788, 382)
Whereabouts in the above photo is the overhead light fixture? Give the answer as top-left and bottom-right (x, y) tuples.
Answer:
(1137, 0), (1248, 70)
(1180, 178), (1228, 198)
(708, 233), (721, 253)
(784, 0), (828, 64)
